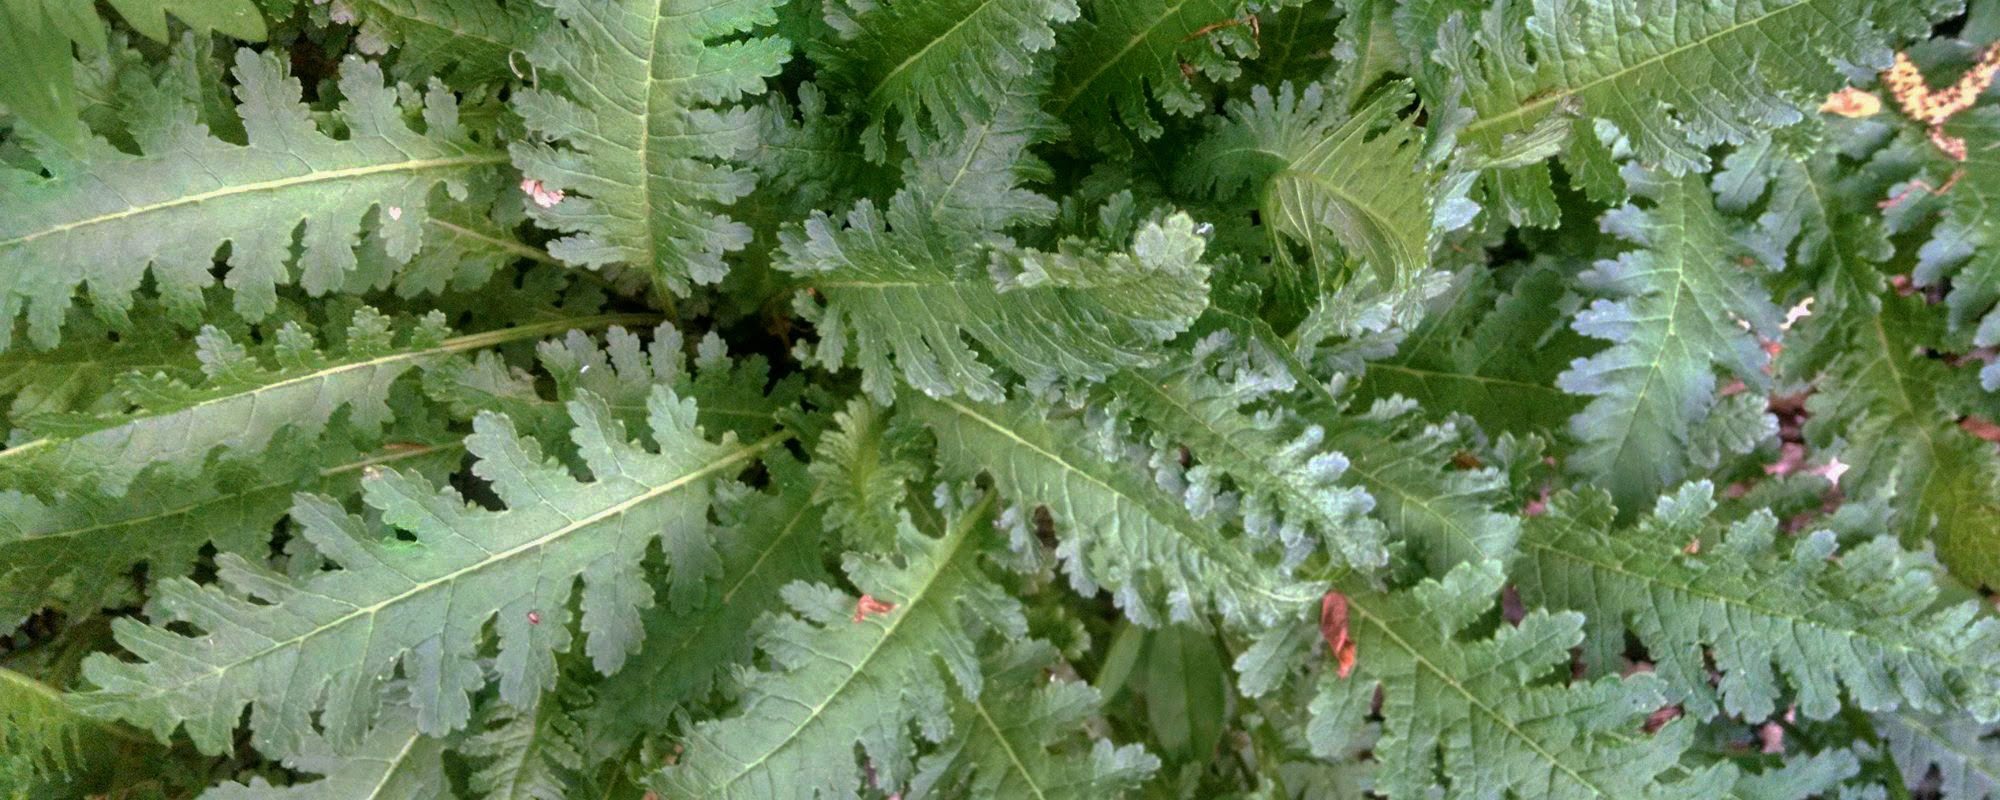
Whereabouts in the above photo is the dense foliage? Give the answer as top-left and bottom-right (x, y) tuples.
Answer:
(7, 0), (2000, 797)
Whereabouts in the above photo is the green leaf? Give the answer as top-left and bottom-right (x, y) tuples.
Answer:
(1306, 561), (1700, 799)
(912, 640), (1159, 799)
(1182, 81), (1437, 295)
(509, 0), (789, 295)
(786, 116), (1211, 401)
(906, 392), (1324, 627)
(0, 309), (643, 498)
(1356, 263), (1589, 436)
(344, 0), (549, 84)
(654, 492), (1026, 798)
(0, 666), (162, 796)
(0, 50), (504, 349)
(463, 688), (585, 800)
(577, 456), (827, 762)
(1430, 0), (1947, 225)
(1047, 0), (1254, 142)
(76, 387), (782, 756)
(1106, 363), (1390, 572)
(0, 434), (459, 636)
(199, 704), (452, 800)
(814, 0), (1078, 141)
(0, 0), (265, 149)
(1557, 170), (1781, 511)
(1517, 483), (2000, 724)
(1878, 710), (2000, 800)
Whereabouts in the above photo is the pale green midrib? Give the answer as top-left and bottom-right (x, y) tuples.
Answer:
(1461, 0), (1823, 140)
(929, 396), (1313, 605)
(1, 153), (508, 248)
(863, 0), (1010, 114)
(0, 313), (656, 463)
(1343, 594), (1616, 797)
(7, 443), (459, 546)
(968, 692), (1050, 800)
(1366, 362), (1568, 396)
(133, 431), (789, 697)
(1050, 0), (1208, 114)
(1519, 532), (1955, 669)
(1594, 199), (1692, 481)
(704, 493), (995, 793)
(1267, 164), (1423, 269)
(358, 724), (428, 799)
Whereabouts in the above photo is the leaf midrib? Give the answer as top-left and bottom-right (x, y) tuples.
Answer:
(2, 154), (506, 249)
(703, 492), (993, 793)
(121, 431), (786, 699)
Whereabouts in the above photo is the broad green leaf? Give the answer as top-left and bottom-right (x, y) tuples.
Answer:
(199, 704), (451, 800)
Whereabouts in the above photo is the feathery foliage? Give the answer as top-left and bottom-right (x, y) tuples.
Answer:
(8, 2), (2000, 797)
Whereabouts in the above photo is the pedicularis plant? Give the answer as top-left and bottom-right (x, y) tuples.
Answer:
(10, 0), (2000, 797)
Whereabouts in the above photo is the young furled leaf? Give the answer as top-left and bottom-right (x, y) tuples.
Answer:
(77, 388), (781, 756)
(0, 51), (503, 350)
(1182, 82), (1437, 300)
(1558, 169), (1782, 511)
(1516, 483), (2000, 724)
(509, 0), (789, 295)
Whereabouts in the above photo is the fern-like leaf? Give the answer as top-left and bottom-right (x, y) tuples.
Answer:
(0, 432), (457, 635)
(344, 0), (548, 83)
(1049, 0), (1264, 143)
(1305, 561), (1699, 799)
(907, 392), (1323, 627)
(1182, 82), (1436, 296)
(1878, 710), (2000, 800)
(814, 0), (1078, 142)
(1557, 169), (1781, 510)
(77, 387), (782, 756)
(200, 704), (451, 800)
(509, 0), (789, 294)
(786, 114), (1211, 402)
(1430, 0), (1944, 223)
(0, 309), (639, 498)
(0, 50), (503, 349)
(654, 491), (1025, 798)
(578, 456), (828, 762)
(1517, 482), (2000, 724)
(910, 640), (1160, 798)
(463, 688), (585, 800)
